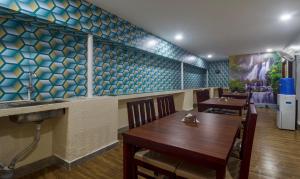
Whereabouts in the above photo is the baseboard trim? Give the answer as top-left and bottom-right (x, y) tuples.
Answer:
(182, 107), (194, 111)
(14, 156), (58, 178)
(118, 126), (129, 134)
(54, 141), (119, 170)
(14, 141), (119, 177)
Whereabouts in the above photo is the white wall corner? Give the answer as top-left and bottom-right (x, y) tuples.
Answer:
(181, 62), (184, 90)
(87, 34), (94, 98)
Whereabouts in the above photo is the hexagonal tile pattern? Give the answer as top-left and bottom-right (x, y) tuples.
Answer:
(184, 63), (207, 89)
(208, 60), (229, 88)
(0, 18), (87, 101)
(0, 0), (209, 100)
(93, 43), (181, 96)
(0, 0), (207, 69)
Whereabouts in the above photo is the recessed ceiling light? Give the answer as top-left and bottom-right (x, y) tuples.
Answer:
(207, 54), (213, 58)
(186, 56), (196, 62)
(266, 48), (273, 52)
(279, 13), (293, 22)
(147, 39), (157, 47)
(174, 34), (183, 41)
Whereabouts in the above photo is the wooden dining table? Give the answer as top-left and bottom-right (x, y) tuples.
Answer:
(198, 98), (247, 116)
(222, 92), (248, 99)
(123, 111), (241, 179)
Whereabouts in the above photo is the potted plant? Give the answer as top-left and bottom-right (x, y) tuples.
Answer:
(266, 61), (282, 103)
(229, 80), (245, 92)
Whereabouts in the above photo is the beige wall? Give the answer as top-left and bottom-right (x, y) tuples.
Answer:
(0, 117), (54, 167)
(0, 97), (118, 167)
(53, 97), (118, 162)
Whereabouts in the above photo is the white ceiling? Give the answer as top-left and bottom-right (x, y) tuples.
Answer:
(91, 0), (300, 61)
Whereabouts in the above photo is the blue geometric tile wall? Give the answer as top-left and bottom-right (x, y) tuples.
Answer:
(0, 18), (30, 101)
(94, 43), (181, 96)
(208, 60), (229, 87)
(184, 63), (207, 89)
(0, 18), (87, 101)
(31, 25), (87, 100)
(0, 0), (207, 68)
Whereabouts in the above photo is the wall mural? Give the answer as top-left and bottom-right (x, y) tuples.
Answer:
(184, 64), (206, 89)
(0, 0), (207, 68)
(229, 52), (282, 104)
(208, 60), (229, 87)
(94, 42), (181, 96)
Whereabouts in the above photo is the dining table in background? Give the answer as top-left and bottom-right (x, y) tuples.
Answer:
(123, 111), (241, 179)
(222, 92), (248, 99)
(198, 98), (247, 116)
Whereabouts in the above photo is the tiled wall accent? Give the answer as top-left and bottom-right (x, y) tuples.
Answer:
(31, 26), (87, 100)
(0, 0), (207, 68)
(0, 18), (30, 101)
(208, 60), (229, 87)
(94, 43), (181, 96)
(0, 18), (87, 101)
(184, 63), (207, 89)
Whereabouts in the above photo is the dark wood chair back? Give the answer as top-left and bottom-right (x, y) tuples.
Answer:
(239, 103), (257, 179)
(196, 89), (210, 112)
(218, 88), (223, 97)
(127, 99), (156, 129)
(247, 92), (253, 103)
(157, 95), (176, 118)
(196, 89), (209, 103)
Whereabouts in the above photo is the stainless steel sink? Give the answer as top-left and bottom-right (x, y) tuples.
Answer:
(9, 109), (65, 123)
(0, 100), (67, 123)
(0, 100), (66, 109)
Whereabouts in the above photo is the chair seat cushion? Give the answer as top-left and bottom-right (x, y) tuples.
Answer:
(134, 150), (180, 172)
(175, 157), (241, 179)
(134, 149), (150, 161)
(231, 138), (242, 158)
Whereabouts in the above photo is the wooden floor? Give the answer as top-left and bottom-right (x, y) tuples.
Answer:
(22, 108), (300, 179)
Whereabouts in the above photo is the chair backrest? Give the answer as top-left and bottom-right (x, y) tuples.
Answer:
(157, 95), (176, 118)
(127, 99), (156, 129)
(218, 88), (223, 97)
(196, 90), (210, 112)
(196, 89), (209, 103)
(247, 92), (253, 104)
(239, 104), (257, 179)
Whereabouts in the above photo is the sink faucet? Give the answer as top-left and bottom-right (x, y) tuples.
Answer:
(27, 72), (36, 100)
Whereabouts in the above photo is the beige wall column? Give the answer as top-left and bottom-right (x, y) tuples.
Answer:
(53, 97), (118, 162)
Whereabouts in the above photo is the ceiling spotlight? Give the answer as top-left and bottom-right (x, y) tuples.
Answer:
(187, 56), (196, 61)
(207, 54), (213, 58)
(279, 13), (293, 22)
(266, 48), (273, 52)
(174, 34), (183, 41)
(147, 39), (157, 47)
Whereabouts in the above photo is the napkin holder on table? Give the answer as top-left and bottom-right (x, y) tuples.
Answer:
(181, 113), (199, 124)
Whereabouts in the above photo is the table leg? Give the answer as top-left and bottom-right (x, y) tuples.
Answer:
(239, 108), (242, 116)
(216, 166), (226, 179)
(123, 141), (136, 179)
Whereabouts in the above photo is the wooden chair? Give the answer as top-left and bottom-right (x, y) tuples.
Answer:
(218, 87), (224, 98)
(175, 104), (258, 179)
(127, 99), (179, 179)
(127, 99), (156, 129)
(157, 95), (176, 118)
(196, 89), (210, 112)
(244, 92), (253, 110)
(231, 100), (253, 158)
